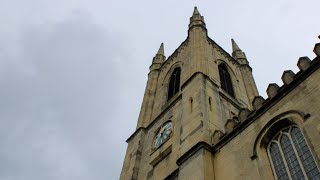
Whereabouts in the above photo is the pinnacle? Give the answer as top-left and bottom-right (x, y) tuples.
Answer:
(156, 43), (164, 56)
(231, 38), (241, 52)
(189, 6), (206, 29)
(193, 6), (200, 16)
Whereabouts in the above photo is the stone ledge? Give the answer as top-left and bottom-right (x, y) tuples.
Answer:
(150, 145), (172, 167)
(176, 141), (212, 166)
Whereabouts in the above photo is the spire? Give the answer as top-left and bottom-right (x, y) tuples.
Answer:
(231, 39), (248, 64)
(231, 39), (241, 52)
(156, 43), (164, 56)
(189, 6), (206, 29)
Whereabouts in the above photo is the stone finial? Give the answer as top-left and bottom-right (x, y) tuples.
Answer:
(156, 43), (164, 56)
(231, 39), (247, 61)
(189, 7), (206, 29)
(252, 96), (265, 110)
(231, 38), (241, 52)
(238, 108), (250, 122)
(281, 70), (295, 85)
(267, 83), (280, 98)
(150, 43), (165, 70)
(224, 117), (240, 133)
(297, 56), (311, 71)
(193, 6), (200, 15)
(313, 43), (320, 57)
(212, 130), (224, 145)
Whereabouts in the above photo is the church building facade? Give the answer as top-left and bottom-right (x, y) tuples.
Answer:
(120, 7), (320, 180)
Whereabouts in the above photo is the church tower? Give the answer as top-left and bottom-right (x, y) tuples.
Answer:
(120, 7), (258, 179)
(120, 7), (320, 180)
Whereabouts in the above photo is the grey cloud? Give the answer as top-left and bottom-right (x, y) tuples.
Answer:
(0, 12), (131, 180)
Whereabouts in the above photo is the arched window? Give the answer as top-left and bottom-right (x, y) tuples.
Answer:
(167, 67), (181, 101)
(218, 64), (234, 97)
(267, 126), (320, 179)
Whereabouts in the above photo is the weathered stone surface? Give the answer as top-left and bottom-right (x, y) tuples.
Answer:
(252, 96), (265, 110)
(314, 43), (320, 56)
(225, 118), (239, 133)
(238, 108), (250, 122)
(267, 83), (280, 98)
(212, 130), (225, 145)
(281, 70), (295, 85)
(297, 56), (311, 71)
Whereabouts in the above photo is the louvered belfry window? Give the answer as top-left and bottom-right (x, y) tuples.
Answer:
(167, 68), (181, 101)
(218, 64), (234, 97)
(268, 126), (320, 180)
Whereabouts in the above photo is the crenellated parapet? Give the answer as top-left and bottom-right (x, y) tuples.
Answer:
(297, 56), (311, 70)
(224, 117), (240, 134)
(212, 130), (225, 145)
(314, 38), (320, 56)
(238, 108), (250, 122)
(252, 96), (265, 110)
(266, 83), (280, 98)
(281, 70), (295, 85)
(212, 35), (320, 147)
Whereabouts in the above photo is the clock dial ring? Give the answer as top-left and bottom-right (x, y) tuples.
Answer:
(153, 121), (173, 149)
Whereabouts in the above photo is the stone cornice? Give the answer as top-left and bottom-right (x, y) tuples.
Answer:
(126, 127), (145, 143)
(176, 141), (212, 166)
(164, 168), (179, 180)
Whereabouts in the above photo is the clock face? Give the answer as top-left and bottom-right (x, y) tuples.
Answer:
(153, 122), (173, 149)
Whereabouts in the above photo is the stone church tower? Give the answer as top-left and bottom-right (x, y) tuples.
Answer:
(120, 7), (320, 180)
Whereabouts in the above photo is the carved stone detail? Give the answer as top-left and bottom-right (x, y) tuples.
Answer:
(314, 43), (320, 56)
(212, 130), (224, 145)
(297, 56), (311, 71)
(267, 83), (280, 98)
(281, 70), (295, 85)
(238, 108), (250, 122)
(252, 96), (265, 110)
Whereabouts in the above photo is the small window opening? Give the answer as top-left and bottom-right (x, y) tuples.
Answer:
(218, 64), (234, 97)
(190, 97), (193, 113)
(167, 68), (181, 101)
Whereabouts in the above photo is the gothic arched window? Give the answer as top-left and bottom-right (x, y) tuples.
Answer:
(167, 67), (181, 101)
(218, 64), (234, 97)
(267, 126), (320, 180)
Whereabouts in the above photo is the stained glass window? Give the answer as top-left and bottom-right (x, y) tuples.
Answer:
(268, 126), (320, 180)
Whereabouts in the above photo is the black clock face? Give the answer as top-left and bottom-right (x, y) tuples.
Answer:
(153, 122), (173, 149)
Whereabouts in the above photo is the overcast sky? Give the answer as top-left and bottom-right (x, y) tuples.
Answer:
(0, 0), (319, 179)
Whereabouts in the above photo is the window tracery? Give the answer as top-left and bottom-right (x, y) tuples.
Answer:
(267, 126), (320, 180)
